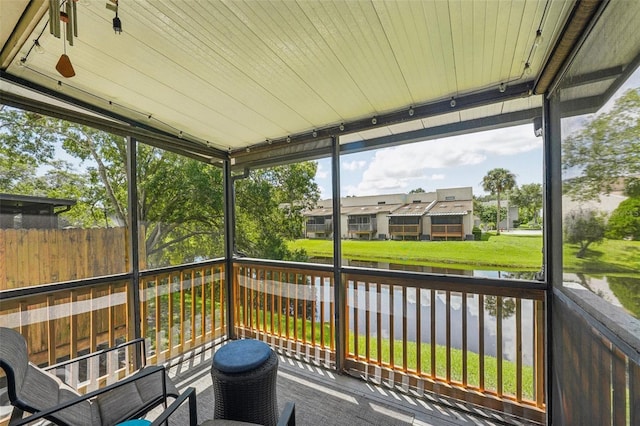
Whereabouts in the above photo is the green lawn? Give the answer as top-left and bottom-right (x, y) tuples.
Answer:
(241, 309), (536, 400)
(349, 335), (536, 400)
(289, 234), (640, 274)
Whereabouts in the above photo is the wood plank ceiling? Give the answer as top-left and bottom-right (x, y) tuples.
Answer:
(2, 1), (575, 161)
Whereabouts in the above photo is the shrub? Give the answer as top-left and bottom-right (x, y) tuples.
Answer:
(472, 226), (482, 241)
(564, 209), (606, 258)
(606, 197), (640, 240)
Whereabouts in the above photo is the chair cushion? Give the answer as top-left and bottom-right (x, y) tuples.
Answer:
(19, 364), (60, 410)
(0, 328), (30, 399)
(20, 364), (99, 426)
(58, 382), (101, 425)
(96, 380), (145, 426)
(97, 367), (178, 425)
(115, 420), (152, 426)
(135, 367), (179, 405)
(213, 340), (271, 374)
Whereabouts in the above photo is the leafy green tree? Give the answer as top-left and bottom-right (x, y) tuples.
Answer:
(474, 203), (507, 230)
(235, 164), (319, 261)
(606, 197), (640, 240)
(563, 88), (640, 201)
(625, 177), (640, 198)
(409, 187), (426, 193)
(510, 183), (543, 224)
(484, 296), (516, 319)
(564, 209), (607, 258)
(481, 168), (516, 235)
(1, 107), (318, 267)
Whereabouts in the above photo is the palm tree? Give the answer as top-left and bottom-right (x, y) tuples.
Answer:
(482, 168), (516, 235)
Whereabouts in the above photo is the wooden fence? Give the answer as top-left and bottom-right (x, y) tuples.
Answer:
(0, 227), (142, 290)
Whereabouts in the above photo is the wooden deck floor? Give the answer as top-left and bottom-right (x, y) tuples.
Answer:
(161, 344), (540, 426)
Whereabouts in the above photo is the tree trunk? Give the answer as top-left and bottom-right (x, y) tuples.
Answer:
(496, 191), (501, 235)
(577, 242), (590, 258)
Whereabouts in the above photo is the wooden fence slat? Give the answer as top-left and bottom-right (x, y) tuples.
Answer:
(1, 228), (129, 289)
(631, 360), (640, 426)
(0, 230), (7, 289)
(479, 294), (485, 391)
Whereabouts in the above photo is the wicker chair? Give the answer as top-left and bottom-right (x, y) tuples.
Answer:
(210, 340), (280, 426)
(0, 327), (179, 426)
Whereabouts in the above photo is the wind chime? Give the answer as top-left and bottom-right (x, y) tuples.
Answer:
(49, 0), (78, 77)
(48, 0), (123, 78)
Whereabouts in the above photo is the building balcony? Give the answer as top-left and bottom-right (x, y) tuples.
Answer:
(306, 223), (333, 234)
(430, 224), (464, 241)
(348, 224), (377, 233)
(1, 258), (638, 425)
(389, 224), (421, 237)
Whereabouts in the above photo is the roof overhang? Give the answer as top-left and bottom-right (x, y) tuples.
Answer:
(1, 1), (638, 170)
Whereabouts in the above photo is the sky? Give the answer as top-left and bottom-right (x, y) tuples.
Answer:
(314, 123), (543, 200)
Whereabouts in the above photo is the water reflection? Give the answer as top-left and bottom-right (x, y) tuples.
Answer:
(311, 257), (538, 280)
(346, 286), (535, 366)
(311, 280), (536, 366)
(564, 273), (640, 319)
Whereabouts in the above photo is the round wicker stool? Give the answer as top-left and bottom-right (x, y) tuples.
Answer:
(211, 340), (279, 426)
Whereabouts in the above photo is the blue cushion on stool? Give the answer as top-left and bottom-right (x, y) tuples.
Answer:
(213, 340), (271, 374)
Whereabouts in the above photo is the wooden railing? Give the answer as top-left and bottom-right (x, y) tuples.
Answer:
(8, 255), (640, 426)
(140, 262), (227, 365)
(306, 223), (332, 233)
(232, 261), (335, 367)
(348, 221), (377, 233)
(388, 224), (420, 236)
(230, 260), (545, 423)
(0, 261), (226, 369)
(0, 279), (131, 368)
(431, 224), (464, 239)
(344, 272), (545, 423)
(553, 290), (639, 425)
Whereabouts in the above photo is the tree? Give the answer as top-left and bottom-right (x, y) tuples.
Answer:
(0, 107), (319, 266)
(625, 177), (640, 198)
(606, 197), (640, 240)
(235, 164), (319, 260)
(564, 209), (606, 258)
(484, 296), (516, 319)
(474, 203), (507, 230)
(481, 168), (516, 235)
(563, 87), (640, 201)
(409, 187), (426, 193)
(510, 183), (543, 224)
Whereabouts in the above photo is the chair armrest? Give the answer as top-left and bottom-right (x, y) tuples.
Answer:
(150, 387), (197, 426)
(11, 365), (168, 426)
(276, 402), (295, 426)
(44, 338), (147, 372)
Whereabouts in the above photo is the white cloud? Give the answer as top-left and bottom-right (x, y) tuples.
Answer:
(342, 160), (367, 171)
(344, 124), (541, 196)
(315, 163), (329, 179)
(318, 184), (329, 199)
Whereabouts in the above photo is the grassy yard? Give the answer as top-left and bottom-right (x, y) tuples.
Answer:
(242, 310), (535, 400)
(289, 234), (640, 274)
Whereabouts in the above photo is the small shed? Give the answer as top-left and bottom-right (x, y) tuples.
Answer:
(0, 194), (76, 229)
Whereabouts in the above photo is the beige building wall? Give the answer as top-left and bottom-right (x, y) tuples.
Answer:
(312, 187), (473, 239)
(436, 187), (473, 201)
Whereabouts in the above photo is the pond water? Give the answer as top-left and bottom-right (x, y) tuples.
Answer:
(563, 273), (640, 319)
(310, 257), (538, 279)
(306, 257), (640, 366)
(309, 273), (537, 366)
